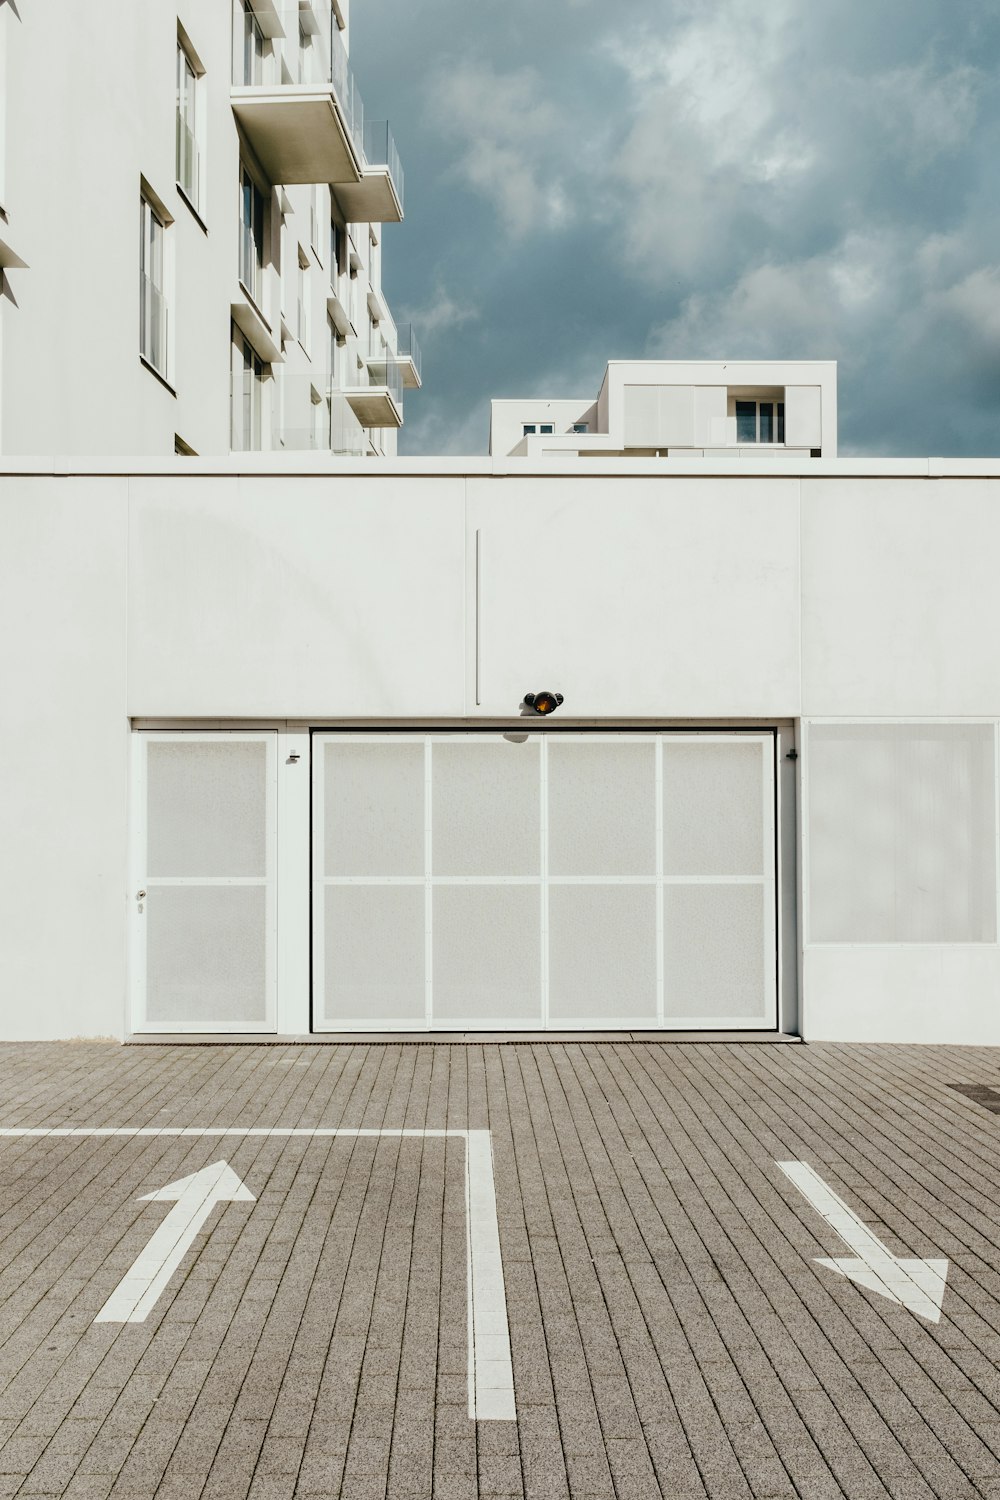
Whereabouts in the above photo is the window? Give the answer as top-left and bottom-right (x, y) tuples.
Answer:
(522, 423), (555, 436)
(297, 248), (308, 349)
(572, 423), (589, 434)
(330, 218), (346, 282)
(328, 314), (339, 387)
(140, 195), (168, 377)
(231, 328), (266, 451)
(239, 163), (264, 304)
(176, 40), (200, 207)
(239, 0), (264, 86)
(735, 400), (786, 444)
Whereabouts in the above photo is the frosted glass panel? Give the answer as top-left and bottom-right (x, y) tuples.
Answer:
(432, 886), (541, 1022)
(433, 738), (539, 876)
(549, 885), (657, 1020)
(809, 723), (997, 943)
(322, 886), (425, 1023)
(663, 741), (765, 876)
(146, 885), (266, 1024)
(664, 884), (765, 1019)
(324, 741), (424, 876)
(147, 741), (266, 877)
(548, 740), (655, 876)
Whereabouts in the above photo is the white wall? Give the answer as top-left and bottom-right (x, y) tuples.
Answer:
(0, 478), (129, 1040)
(469, 476), (800, 718)
(126, 474), (466, 716)
(4, 461), (1000, 1043)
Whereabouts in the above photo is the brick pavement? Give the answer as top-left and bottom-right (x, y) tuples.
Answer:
(2, 1041), (1000, 1498)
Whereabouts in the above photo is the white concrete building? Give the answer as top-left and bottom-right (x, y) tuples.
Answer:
(491, 360), (836, 460)
(0, 0), (419, 458)
(4, 423), (1000, 1046)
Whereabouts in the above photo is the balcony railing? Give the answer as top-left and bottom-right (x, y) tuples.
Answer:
(176, 115), (200, 206)
(393, 323), (421, 388)
(231, 371), (266, 452)
(363, 120), (403, 212)
(140, 272), (168, 378)
(347, 346), (403, 427)
(274, 376), (366, 454)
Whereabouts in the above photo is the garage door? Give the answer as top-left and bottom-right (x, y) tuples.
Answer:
(312, 732), (777, 1031)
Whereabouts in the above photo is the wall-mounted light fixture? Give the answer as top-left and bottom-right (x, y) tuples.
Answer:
(523, 690), (564, 716)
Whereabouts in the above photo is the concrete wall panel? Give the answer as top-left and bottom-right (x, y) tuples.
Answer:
(127, 475), (467, 717)
(801, 478), (1000, 716)
(469, 477), (801, 719)
(0, 477), (129, 1039)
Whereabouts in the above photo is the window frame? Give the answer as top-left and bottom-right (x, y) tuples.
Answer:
(231, 326), (267, 451)
(139, 193), (169, 380)
(238, 161), (266, 308)
(175, 36), (202, 211)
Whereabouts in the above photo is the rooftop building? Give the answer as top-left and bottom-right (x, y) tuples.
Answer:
(490, 359), (836, 460)
(0, 0), (420, 458)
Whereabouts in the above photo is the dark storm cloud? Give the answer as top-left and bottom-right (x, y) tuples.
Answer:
(351, 0), (1000, 455)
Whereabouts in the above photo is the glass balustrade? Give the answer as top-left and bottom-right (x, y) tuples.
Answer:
(140, 272), (168, 378)
(233, 0), (364, 160)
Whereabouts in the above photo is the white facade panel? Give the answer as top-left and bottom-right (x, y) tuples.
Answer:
(693, 387), (727, 447)
(470, 476), (801, 719)
(126, 476), (467, 716)
(801, 479), (1000, 717)
(784, 386), (822, 449)
(0, 477), (129, 1041)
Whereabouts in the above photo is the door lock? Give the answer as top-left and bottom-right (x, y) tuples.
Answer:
(136, 889), (146, 914)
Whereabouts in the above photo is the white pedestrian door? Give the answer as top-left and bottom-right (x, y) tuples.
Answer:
(132, 732), (278, 1033)
(312, 732), (777, 1032)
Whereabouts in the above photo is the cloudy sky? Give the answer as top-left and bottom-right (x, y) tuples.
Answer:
(351, 0), (1000, 457)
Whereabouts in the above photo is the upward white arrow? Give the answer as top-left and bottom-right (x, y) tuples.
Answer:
(778, 1160), (948, 1323)
(95, 1160), (254, 1324)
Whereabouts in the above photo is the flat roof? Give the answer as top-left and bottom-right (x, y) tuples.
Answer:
(2, 455), (1000, 479)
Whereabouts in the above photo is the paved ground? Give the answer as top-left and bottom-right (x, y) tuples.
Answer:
(3, 1043), (1000, 1499)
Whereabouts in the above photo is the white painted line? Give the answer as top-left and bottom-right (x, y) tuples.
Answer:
(0, 1125), (516, 1420)
(465, 1130), (516, 1421)
(96, 1160), (254, 1323)
(777, 1160), (948, 1323)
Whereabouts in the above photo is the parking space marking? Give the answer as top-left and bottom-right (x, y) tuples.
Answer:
(0, 1125), (515, 1421)
(95, 1159), (254, 1323)
(778, 1158), (949, 1323)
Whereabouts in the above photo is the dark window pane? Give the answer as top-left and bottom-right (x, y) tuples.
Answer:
(778, 402), (785, 443)
(735, 401), (756, 443)
(760, 403), (774, 443)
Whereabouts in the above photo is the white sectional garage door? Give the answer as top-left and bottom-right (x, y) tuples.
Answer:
(312, 732), (777, 1031)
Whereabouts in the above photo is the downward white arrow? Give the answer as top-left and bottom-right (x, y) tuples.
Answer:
(778, 1160), (948, 1323)
(95, 1160), (254, 1323)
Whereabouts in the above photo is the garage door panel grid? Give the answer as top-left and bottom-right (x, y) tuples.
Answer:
(313, 732), (777, 1032)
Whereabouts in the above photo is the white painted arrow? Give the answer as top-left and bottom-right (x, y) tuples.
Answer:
(777, 1160), (948, 1323)
(95, 1160), (254, 1324)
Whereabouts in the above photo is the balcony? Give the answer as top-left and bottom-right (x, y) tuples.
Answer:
(393, 324), (422, 389)
(231, 0), (364, 185)
(273, 377), (367, 455)
(346, 351), (403, 428)
(334, 121), (404, 223)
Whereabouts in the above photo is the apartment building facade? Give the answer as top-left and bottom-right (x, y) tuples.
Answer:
(0, 0), (419, 458)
